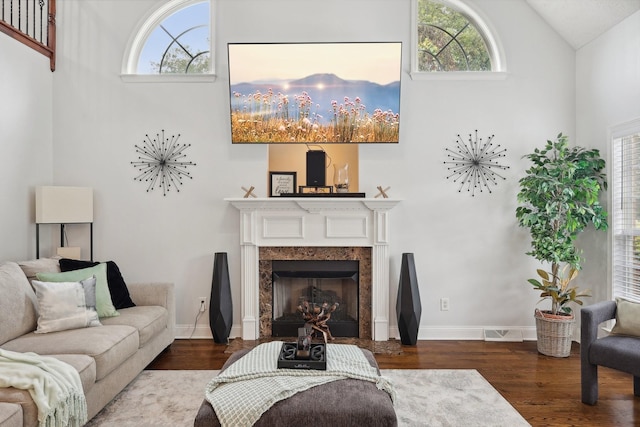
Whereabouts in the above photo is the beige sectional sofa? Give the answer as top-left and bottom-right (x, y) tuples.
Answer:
(0, 258), (175, 427)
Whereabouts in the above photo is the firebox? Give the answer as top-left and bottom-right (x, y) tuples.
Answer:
(271, 260), (359, 337)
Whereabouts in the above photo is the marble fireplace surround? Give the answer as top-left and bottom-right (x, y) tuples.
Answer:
(259, 246), (372, 339)
(227, 198), (400, 341)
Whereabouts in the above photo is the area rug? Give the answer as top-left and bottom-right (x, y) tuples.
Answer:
(85, 369), (529, 426)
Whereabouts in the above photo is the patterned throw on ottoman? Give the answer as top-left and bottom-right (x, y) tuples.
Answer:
(194, 342), (397, 427)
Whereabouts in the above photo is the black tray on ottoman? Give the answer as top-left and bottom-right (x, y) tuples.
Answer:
(277, 342), (326, 370)
(194, 346), (397, 427)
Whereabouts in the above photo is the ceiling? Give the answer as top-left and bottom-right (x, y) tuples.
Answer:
(525, 0), (640, 49)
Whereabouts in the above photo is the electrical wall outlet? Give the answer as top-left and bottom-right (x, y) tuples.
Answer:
(440, 297), (450, 311)
(198, 297), (207, 312)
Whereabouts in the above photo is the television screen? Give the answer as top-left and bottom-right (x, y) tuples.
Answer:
(228, 42), (402, 144)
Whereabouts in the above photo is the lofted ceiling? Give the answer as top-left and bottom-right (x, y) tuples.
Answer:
(525, 0), (640, 49)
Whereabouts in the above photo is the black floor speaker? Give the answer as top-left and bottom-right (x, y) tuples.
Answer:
(306, 150), (326, 186)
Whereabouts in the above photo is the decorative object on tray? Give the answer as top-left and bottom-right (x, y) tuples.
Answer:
(277, 341), (327, 370)
(131, 130), (196, 196)
(269, 171), (297, 197)
(444, 130), (509, 196)
(298, 301), (339, 343)
(241, 186), (257, 198)
(375, 186), (391, 198)
(296, 326), (312, 358)
(299, 185), (333, 194)
(333, 163), (350, 193)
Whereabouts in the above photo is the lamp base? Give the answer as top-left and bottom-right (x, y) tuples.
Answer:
(57, 247), (81, 260)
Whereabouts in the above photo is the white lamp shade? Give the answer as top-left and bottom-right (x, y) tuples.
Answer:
(35, 186), (93, 223)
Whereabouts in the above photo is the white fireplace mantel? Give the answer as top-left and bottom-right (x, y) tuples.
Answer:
(226, 197), (401, 341)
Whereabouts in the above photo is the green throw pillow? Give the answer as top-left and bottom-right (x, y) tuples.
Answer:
(611, 298), (640, 337)
(37, 263), (119, 318)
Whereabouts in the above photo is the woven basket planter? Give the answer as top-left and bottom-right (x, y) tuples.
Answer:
(534, 310), (575, 357)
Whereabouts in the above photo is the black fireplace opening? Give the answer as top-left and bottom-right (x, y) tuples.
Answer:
(271, 260), (359, 338)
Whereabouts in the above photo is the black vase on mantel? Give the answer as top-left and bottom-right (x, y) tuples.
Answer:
(396, 253), (422, 345)
(209, 252), (233, 344)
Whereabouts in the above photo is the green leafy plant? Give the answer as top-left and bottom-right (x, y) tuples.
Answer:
(516, 133), (608, 315)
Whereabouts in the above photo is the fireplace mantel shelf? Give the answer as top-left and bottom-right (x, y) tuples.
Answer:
(225, 197), (401, 214)
(226, 197), (401, 341)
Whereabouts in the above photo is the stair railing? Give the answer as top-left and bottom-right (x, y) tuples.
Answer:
(0, 0), (56, 71)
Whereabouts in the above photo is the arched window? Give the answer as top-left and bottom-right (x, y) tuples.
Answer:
(122, 0), (214, 81)
(411, 0), (505, 78)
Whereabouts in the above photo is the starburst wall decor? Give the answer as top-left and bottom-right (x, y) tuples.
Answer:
(131, 130), (196, 196)
(444, 130), (509, 196)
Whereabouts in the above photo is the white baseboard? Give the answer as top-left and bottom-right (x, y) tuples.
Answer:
(175, 324), (538, 341)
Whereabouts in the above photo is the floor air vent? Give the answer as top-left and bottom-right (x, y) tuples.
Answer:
(483, 329), (523, 342)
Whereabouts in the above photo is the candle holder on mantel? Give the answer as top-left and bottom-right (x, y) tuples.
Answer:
(333, 163), (350, 193)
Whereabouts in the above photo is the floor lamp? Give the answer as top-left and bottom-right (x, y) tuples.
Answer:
(35, 186), (94, 261)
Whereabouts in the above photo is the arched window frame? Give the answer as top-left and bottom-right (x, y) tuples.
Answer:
(121, 0), (216, 83)
(411, 0), (507, 80)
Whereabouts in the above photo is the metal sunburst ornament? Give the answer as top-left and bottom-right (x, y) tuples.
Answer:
(131, 130), (196, 196)
(444, 130), (509, 196)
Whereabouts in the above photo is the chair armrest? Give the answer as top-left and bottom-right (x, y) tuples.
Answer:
(127, 282), (175, 338)
(581, 300), (617, 362)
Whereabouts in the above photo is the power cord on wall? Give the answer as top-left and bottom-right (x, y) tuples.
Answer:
(188, 304), (205, 339)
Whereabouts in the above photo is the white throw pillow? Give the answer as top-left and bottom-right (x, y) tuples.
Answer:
(32, 276), (101, 333)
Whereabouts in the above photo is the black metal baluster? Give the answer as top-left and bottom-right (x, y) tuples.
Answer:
(32, 0), (36, 41)
(26, 0), (29, 37)
(39, 0), (44, 43)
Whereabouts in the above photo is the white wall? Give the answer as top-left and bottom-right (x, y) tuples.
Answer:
(43, 0), (578, 339)
(576, 10), (640, 304)
(0, 35), (53, 261)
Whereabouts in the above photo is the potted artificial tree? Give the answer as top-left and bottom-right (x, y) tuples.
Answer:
(516, 133), (608, 357)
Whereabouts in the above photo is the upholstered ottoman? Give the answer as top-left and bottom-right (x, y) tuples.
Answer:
(194, 345), (397, 427)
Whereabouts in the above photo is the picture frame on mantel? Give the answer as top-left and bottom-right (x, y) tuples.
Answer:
(269, 171), (297, 197)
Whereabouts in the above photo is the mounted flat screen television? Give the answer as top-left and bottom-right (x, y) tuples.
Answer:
(228, 42), (402, 144)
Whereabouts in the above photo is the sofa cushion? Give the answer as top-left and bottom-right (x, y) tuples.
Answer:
(0, 354), (95, 427)
(17, 257), (60, 282)
(1, 325), (139, 381)
(589, 335), (640, 376)
(47, 354), (97, 394)
(37, 263), (119, 318)
(100, 306), (168, 348)
(0, 402), (23, 427)
(0, 262), (38, 346)
(0, 392), (31, 427)
(32, 277), (101, 333)
(59, 259), (136, 309)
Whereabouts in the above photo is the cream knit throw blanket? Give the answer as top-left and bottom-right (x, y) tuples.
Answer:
(0, 348), (87, 427)
(205, 341), (395, 427)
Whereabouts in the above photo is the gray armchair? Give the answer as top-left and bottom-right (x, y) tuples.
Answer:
(581, 300), (640, 404)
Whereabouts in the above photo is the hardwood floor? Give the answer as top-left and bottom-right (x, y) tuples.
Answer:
(147, 339), (639, 426)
